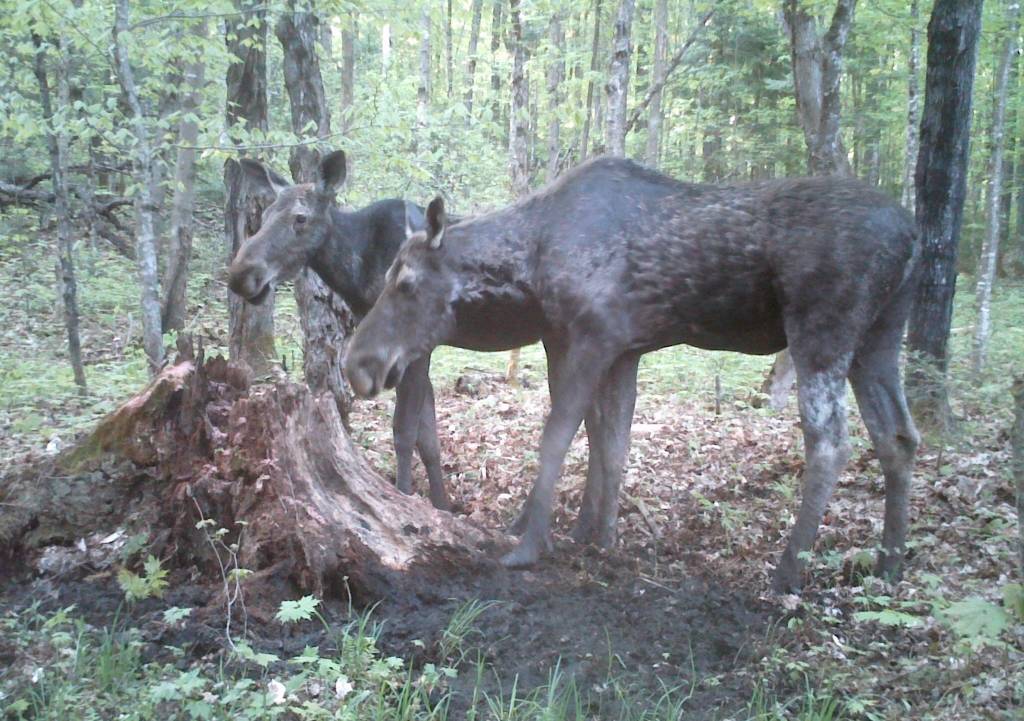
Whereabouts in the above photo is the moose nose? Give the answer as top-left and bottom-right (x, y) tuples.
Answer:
(344, 347), (393, 399)
(227, 265), (266, 300)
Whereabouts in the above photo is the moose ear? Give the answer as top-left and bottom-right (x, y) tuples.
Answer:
(425, 196), (446, 249)
(239, 158), (290, 201)
(315, 150), (347, 197)
(404, 202), (426, 240)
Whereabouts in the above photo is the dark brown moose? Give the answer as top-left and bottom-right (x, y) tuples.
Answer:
(226, 151), (451, 510)
(344, 156), (921, 592)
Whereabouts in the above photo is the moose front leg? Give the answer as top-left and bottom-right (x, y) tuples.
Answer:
(415, 373), (451, 511)
(502, 340), (612, 568)
(392, 355), (431, 496)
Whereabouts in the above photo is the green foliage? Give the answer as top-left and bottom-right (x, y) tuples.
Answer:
(116, 555), (169, 603)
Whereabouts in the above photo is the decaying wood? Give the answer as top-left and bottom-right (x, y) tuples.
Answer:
(1013, 375), (1024, 578)
(0, 346), (496, 602)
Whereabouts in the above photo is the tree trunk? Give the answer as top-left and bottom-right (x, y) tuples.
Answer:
(508, 0), (530, 199)
(464, 0), (484, 120)
(224, 0), (276, 375)
(1013, 375), (1024, 577)
(418, 7), (431, 137)
(972, 1), (1020, 376)
(902, 0), (921, 211)
(581, 0), (603, 161)
(645, 0), (668, 167)
(906, 0), (984, 432)
(381, 23), (392, 74)
(162, 21), (207, 333)
(489, 0), (504, 131)
(546, 14), (565, 182)
(504, 0), (531, 386)
(33, 35), (86, 391)
(445, 0), (454, 98)
(783, 0), (856, 176)
(112, 0), (164, 375)
(340, 15), (355, 134)
(0, 344), (495, 603)
(605, 0), (635, 157)
(276, 1), (355, 422)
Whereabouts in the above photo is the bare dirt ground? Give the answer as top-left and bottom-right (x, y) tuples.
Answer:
(2, 353), (1021, 719)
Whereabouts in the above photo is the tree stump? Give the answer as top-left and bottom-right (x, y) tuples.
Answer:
(0, 342), (497, 602)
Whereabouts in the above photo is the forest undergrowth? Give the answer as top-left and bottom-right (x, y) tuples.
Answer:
(1, 217), (1023, 720)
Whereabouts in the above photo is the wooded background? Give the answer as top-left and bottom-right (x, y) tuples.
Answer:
(0, 0), (1019, 427)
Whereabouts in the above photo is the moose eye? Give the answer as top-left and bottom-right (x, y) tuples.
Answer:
(397, 277), (415, 294)
(294, 213), (308, 225)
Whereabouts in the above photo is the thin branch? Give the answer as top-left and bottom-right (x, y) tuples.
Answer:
(130, 6), (270, 30)
(624, 8), (715, 135)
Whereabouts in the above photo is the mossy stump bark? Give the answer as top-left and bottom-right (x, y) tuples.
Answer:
(0, 343), (496, 602)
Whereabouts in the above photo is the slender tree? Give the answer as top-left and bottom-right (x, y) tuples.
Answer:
(112, 0), (164, 374)
(33, 34), (86, 390)
(901, 0), (921, 211)
(489, 0), (504, 130)
(782, 0), (857, 176)
(276, 0), (354, 418)
(906, 0), (984, 430)
(224, 0), (276, 373)
(973, 0), (1021, 375)
(645, 0), (668, 166)
(162, 21), (206, 332)
(464, 0), (484, 119)
(580, 0), (603, 161)
(445, 0), (454, 98)
(505, 0), (530, 384)
(418, 7), (431, 137)
(340, 14), (355, 134)
(605, 0), (636, 157)
(546, 13), (565, 181)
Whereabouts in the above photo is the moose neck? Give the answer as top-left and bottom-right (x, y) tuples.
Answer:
(443, 200), (547, 350)
(307, 206), (377, 316)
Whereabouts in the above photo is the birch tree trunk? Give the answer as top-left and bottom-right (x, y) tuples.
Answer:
(112, 0), (164, 375)
(580, 0), (603, 161)
(645, 0), (668, 167)
(972, 1), (1020, 376)
(906, 0), (984, 432)
(340, 15), (355, 134)
(1012, 375), (1024, 577)
(605, 0), (636, 157)
(489, 0), (504, 132)
(33, 35), (86, 391)
(464, 0), (484, 119)
(782, 0), (856, 176)
(445, 0), (454, 98)
(162, 21), (206, 333)
(901, 0), (921, 211)
(546, 13), (565, 182)
(276, 1), (355, 421)
(418, 7), (431, 138)
(505, 0), (531, 385)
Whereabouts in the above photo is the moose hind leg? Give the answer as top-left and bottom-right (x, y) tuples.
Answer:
(571, 409), (607, 544)
(589, 352), (639, 548)
(849, 346), (919, 581)
(774, 366), (851, 593)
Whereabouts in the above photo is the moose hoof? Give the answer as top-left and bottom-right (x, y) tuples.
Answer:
(570, 520), (597, 545)
(772, 552), (804, 595)
(873, 552), (904, 583)
(429, 493), (453, 513)
(500, 532), (552, 568)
